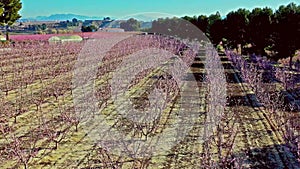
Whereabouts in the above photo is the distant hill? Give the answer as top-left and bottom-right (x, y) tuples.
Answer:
(121, 15), (159, 22)
(20, 14), (106, 22)
(19, 13), (172, 22)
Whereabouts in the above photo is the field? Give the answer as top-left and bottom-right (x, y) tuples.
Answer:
(0, 32), (299, 169)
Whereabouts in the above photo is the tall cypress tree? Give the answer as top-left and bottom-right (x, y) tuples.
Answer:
(0, 0), (22, 40)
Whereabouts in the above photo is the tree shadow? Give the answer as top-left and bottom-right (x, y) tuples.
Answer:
(183, 72), (205, 82)
(191, 62), (205, 69)
(226, 95), (250, 107)
(232, 143), (300, 169)
(220, 57), (229, 62)
(225, 72), (245, 83)
(222, 62), (234, 69)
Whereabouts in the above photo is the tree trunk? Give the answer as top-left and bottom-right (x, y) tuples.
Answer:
(289, 56), (293, 70)
(5, 25), (9, 41)
(237, 44), (242, 55)
(5, 31), (9, 41)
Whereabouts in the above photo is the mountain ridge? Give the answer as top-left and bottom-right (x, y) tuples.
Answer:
(20, 14), (106, 22)
(20, 13), (171, 22)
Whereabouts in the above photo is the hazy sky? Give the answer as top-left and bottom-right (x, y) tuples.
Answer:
(20, 0), (299, 18)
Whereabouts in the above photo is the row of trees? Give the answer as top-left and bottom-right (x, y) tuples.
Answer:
(58, 18), (80, 28)
(200, 3), (299, 64)
(151, 3), (300, 66)
(27, 24), (47, 31)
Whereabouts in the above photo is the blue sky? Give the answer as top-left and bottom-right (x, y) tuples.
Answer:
(20, 0), (299, 18)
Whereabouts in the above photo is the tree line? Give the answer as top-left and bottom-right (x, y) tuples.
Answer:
(150, 3), (300, 65)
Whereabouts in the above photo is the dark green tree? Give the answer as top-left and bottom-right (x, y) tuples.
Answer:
(197, 15), (209, 35)
(41, 23), (47, 31)
(223, 9), (250, 51)
(182, 15), (209, 35)
(72, 18), (79, 26)
(151, 18), (168, 34)
(208, 11), (221, 26)
(248, 7), (273, 55)
(0, 0), (22, 40)
(81, 25), (98, 32)
(272, 3), (300, 68)
(207, 12), (224, 45)
(151, 17), (199, 39)
(120, 18), (140, 31)
(72, 18), (78, 23)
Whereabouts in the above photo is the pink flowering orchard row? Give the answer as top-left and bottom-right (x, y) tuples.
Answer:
(226, 51), (300, 161)
(8, 32), (118, 41)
